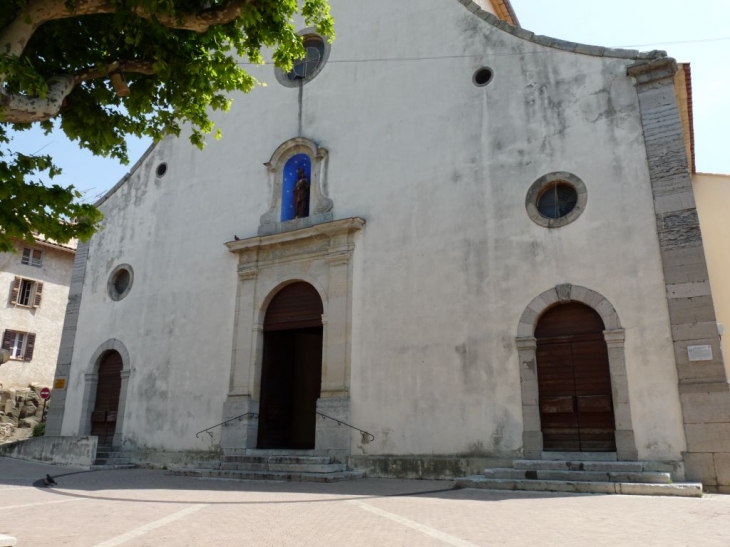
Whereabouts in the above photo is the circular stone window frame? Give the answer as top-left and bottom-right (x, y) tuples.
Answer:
(156, 162), (168, 178)
(472, 66), (494, 87)
(108, 264), (134, 301)
(275, 28), (331, 88)
(525, 172), (587, 228)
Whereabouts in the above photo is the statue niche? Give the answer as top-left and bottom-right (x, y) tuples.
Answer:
(259, 137), (333, 236)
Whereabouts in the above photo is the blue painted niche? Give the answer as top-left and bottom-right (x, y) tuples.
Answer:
(281, 154), (312, 222)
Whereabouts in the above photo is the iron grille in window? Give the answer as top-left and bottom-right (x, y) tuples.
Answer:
(537, 183), (578, 219)
(288, 37), (325, 81)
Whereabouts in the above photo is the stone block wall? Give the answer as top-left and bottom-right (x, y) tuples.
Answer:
(0, 384), (50, 438)
(629, 57), (730, 492)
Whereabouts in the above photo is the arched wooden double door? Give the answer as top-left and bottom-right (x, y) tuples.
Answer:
(258, 282), (324, 449)
(536, 303), (616, 452)
(90, 351), (123, 448)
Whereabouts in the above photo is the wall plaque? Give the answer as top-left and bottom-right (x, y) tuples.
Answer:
(688, 345), (713, 362)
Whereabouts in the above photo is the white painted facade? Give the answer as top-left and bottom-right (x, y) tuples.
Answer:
(0, 241), (74, 388)
(52, 0), (704, 467)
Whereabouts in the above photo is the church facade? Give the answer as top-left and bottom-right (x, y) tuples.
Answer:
(46, 0), (730, 491)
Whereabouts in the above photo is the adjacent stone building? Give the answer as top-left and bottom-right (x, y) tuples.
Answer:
(45, 0), (730, 491)
(1, 238), (75, 389)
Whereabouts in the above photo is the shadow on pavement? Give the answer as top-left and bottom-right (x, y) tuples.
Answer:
(0, 456), (581, 505)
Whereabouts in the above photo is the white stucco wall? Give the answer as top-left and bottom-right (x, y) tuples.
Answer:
(0, 243), (74, 388)
(60, 0), (686, 460)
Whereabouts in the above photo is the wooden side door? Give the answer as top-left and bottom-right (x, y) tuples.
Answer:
(90, 351), (123, 447)
(572, 336), (616, 451)
(537, 335), (616, 452)
(537, 341), (580, 451)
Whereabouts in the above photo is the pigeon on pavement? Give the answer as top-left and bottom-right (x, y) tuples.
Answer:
(43, 474), (58, 487)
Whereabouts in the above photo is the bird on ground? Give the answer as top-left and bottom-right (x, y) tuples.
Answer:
(43, 474), (58, 487)
(234, 235), (241, 241)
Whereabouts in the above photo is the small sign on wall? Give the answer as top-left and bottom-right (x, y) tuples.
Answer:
(688, 345), (713, 362)
(53, 378), (66, 389)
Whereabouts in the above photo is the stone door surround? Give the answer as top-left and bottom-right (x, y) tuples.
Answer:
(221, 218), (365, 461)
(78, 339), (132, 448)
(516, 284), (638, 460)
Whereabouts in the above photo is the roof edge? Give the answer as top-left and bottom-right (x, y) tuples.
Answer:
(95, 140), (160, 207)
(457, 0), (667, 61)
(493, 0), (520, 28)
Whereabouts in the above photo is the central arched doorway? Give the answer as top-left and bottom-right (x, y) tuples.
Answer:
(90, 351), (123, 448)
(258, 282), (324, 449)
(536, 303), (616, 452)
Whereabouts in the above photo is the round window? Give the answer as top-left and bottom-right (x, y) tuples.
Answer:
(525, 173), (587, 228)
(473, 67), (494, 87)
(108, 264), (134, 301)
(537, 183), (578, 219)
(288, 36), (326, 81)
(276, 30), (330, 88)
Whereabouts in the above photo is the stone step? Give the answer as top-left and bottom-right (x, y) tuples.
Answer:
(222, 455), (332, 465)
(513, 459), (644, 472)
(94, 457), (132, 466)
(222, 462), (347, 473)
(224, 448), (316, 457)
(457, 476), (702, 498)
(541, 452), (617, 462)
(169, 468), (365, 483)
(483, 468), (672, 484)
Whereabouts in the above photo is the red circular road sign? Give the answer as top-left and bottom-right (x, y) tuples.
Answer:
(39, 387), (51, 400)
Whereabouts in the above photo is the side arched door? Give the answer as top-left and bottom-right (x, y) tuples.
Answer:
(90, 351), (123, 447)
(536, 303), (616, 452)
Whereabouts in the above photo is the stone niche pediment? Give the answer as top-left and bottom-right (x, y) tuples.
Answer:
(259, 137), (334, 236)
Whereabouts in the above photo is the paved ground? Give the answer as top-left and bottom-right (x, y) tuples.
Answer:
(2, 457), (730, 546)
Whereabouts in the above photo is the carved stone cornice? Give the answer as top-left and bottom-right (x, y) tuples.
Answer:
(627, 57), (678, 86)
(226, 217), (365, 254)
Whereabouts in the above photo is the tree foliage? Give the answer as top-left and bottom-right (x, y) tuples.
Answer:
(0, 0), (333, 252)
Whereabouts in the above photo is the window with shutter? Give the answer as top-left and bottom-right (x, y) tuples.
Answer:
(33, 282), (43, 307)
(21, 248), (31, 264)
(10, 277), (40, 307)
(1, 330), (33, 360)
(2, 330), (12, 351)
(24, 333), (36, 362)
(10, 276), (21, 305)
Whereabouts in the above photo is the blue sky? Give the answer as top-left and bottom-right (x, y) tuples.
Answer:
(10, 0), (730, 202)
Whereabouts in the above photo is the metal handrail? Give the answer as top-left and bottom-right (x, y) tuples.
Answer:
(196, 412), (259, 439)
(315, 411), (375, 443)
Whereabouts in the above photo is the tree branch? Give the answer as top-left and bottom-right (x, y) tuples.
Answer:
(1, 61), (156, 124)
(2, 0), (116, 58)
(134, 0), (255, 33)
(72, 60), (155, 85)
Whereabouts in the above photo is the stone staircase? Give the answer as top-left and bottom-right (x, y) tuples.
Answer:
(457, 453), (703, 498)
(91, 446), (136, 470)
(169, 450), (365, 482)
